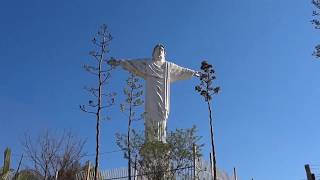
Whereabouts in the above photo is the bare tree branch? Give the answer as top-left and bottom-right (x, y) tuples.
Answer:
(83, 65), (99, 76)
(22, 130), (86, 179)
(80, 105), (96, 115)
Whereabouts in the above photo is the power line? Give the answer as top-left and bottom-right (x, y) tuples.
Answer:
(84, 149), (123, 157)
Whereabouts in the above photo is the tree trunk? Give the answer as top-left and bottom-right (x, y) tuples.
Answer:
(207, 99), (217, 180)
(94, 57), (103, 180)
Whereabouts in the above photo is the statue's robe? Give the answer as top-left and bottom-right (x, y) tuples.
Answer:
(119, 59), (195, 142)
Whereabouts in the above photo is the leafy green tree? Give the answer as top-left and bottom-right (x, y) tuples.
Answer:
(116, 126), (203, 179)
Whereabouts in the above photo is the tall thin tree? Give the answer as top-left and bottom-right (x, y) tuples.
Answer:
(120, 73), (144, 180)
(80, 24), (115, 180)
(195, 60), (220, 180)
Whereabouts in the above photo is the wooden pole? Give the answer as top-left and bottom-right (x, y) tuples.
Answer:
(55, 170), (59, 180)
(233, 167), (237, 180)
(133, 155), (137, 180)
(193, 144), (197, 180)
(85, 161), (91, 180)
(209, 153), (214, 180)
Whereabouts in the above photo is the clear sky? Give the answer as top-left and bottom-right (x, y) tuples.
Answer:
(1, 0), (320, 179)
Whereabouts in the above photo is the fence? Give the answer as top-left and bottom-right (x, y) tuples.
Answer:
(76, 158), (233, 180)
(75, 167), (194, 180)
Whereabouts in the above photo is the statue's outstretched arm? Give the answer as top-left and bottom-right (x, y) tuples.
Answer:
(108, 58), (149, 79)
(107, 57), (121, 66)
(169, 62), (197, 83)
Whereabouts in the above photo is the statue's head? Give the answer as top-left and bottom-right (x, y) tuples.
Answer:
(152, 44), (166, 62)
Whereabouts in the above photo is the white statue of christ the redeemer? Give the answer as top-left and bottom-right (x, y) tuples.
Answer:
(109, 44), (199, 143)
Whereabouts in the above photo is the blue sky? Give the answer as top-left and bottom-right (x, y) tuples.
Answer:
(1, 0), (320, 179)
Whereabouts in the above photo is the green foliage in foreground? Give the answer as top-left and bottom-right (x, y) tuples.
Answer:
(116, 126), (203, 179)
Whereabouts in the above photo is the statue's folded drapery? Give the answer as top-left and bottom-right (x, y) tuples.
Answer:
(119, 58), (195, 142)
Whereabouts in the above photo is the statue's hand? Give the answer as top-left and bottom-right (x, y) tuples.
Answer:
(194, 71), (201, 77)
(107, 57), (120, 66)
